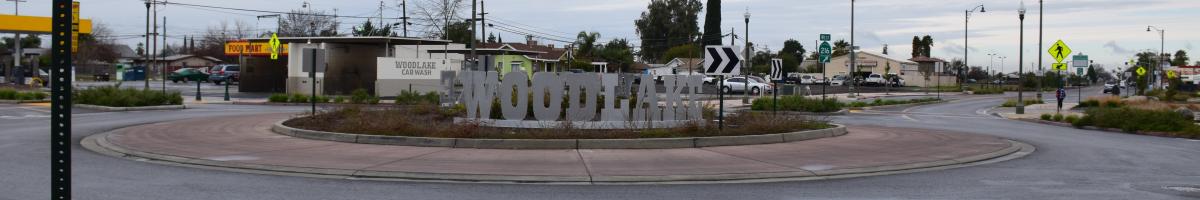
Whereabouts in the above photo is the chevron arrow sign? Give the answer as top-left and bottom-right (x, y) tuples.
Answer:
(704, 46), (742, 76)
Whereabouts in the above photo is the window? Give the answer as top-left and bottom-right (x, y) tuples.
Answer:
(728, 78), (745, 83)
(510, 61), (523, 72)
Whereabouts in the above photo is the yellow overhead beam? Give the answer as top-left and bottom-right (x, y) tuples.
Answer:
(0, 14), (92, 34)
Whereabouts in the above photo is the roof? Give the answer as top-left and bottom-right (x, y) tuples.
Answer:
(908, 56), (948, 63)
(479, 42), (569, 62)
(425, 48), (544, 56)
(243, 36), (452, 45)
(838, 51), (918, 64)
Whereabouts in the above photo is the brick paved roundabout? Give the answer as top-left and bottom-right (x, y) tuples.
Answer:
(82, 113), (1032, 184)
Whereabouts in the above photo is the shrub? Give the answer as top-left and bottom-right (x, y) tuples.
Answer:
(289, 94), (309, 103)
(970, 87), (1005, 95)
(0, 88), (47, 100)
(332, 96), (346, 103)
(1040, 114), (1052, 120)
(350, 89), (371, 104)
(751, 95), (843, 112)
(1063, 115), (1079, 124)
(268, 94), (289, 103)
(74, 86), (182, 107)
(1079, 107), (1199, 133)
(1052, 113), (1064, 122)
(314, 95), (330, 103)
(395, 90), (440, 105)
(1002, 98), (1044, 107)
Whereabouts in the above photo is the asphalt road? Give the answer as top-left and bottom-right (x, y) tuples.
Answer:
(1, 87), (1198, 199)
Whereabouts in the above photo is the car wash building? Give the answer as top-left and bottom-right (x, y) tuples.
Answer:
(228, 37), (467, 96)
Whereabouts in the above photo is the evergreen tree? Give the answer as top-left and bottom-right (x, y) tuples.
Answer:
(701, 0), (722, 46)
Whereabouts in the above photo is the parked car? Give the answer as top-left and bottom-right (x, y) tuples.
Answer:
(208, 64), (240, 85)
(830, 75), (847, 86)
(863, 74), (887, 86)
(168, 68), (209, 83)
(721, 76), (773, 95)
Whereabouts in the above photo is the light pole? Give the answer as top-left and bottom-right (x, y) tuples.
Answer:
(743, 9), (751, 103)
(1037, 0), (1044, 99)
(999, 56), (1007, 88)
(1147, 26), (1165, 89)
(964, 4), (986, 91)
(849, 0), (857, 98)
(988, 52), (997, 88)
(1017, 1), (1027, 114)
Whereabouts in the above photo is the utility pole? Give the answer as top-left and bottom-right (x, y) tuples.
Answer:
(849, 0), (857, 98)
(144, 0), (151, 89)
(152, 1), (158, 91)
(7, 0), (25, 84)
(470, 0), (477, 70)
(1037, 0), (1044, 99)
(379, 1), (385, 29)
(480, 1), (488, 40)
(401, 0), (408, 37)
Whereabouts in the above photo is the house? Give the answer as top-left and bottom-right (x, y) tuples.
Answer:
(137, 54), (223, 73)
(664, 58), (705, 75)
(907, 56), (958, 87)
(477, 37), (570, 77)
(825, 51), (916, 77)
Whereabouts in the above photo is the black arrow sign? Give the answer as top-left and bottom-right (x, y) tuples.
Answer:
(706, 47), (723, 73)
(722, 47), (740, 73)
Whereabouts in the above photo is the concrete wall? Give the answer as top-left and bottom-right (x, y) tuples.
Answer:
(238, 57), (287, 93)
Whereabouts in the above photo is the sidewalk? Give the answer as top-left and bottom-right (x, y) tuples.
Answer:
(84, 113), (1028, 184)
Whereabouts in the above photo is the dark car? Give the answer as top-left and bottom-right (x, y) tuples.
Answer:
(168, 68), (209, 83)
(207, 64), (240, 85)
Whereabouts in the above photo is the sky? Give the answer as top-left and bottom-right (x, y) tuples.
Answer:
(8, 0), (1199, 73)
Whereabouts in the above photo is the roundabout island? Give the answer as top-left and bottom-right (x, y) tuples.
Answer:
(83, 112), (1029, 184)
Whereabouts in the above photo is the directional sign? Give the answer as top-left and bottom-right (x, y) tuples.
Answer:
(820, 34), (831, 41)
(1048, 40), (1072, 63)
(818, 42), (832, 63)
(770, 59), (783, 81)
(269, 33), (282, 60)
(1136, 67), (1147, 77)
(1077, 67), (1085, 75)
(703, 46), (742, 76)
(1052, 63), (1068, 71)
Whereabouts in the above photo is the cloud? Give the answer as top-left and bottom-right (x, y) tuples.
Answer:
(1186, 42), (1194, 51)
(939, 41), (978, 56)
(1103, 41), (1134, 55)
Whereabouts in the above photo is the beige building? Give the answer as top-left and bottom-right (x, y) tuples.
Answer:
(825, 51), (957, 87)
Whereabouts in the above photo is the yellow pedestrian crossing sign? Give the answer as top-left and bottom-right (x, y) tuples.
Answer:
(1168, 70), (1177, 79)
(1052, 63), (1068, 71)
(269, 33), (282, 60)
(1136, 67), (1147, 77)
(1048, 40), (1071, 63)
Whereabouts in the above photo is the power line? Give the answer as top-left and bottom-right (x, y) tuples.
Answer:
(154, 0), (408, 20)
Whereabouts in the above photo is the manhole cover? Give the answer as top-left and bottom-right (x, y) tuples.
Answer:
(1164, 186), (1200, 193)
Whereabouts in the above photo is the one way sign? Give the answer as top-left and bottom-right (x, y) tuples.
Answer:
(704, 46), (742, 76)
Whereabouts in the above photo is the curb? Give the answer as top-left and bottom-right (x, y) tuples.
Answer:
(854, 100), (948, 111)
(1011, 118), (1185, 138)
(273, 120), (849, 149)
(81, 128), (1033, 185)
(74, 104), (186, 111)
(747, 109), (849, 116)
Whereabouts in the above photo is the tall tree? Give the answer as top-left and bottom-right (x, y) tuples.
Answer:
(597, 38), (635, 72)
(780, 39), (805, 72)
(635, 0), (702, 62)
(412, 0), (467, 39)
(278, 9), (340, 37)
(1172, 50), (1189, 66)
(701, 0), (721, 46)
(575, 31), (601, 59)
(443, 20), (473, 45)
(911, 36), (921, 58)
(832, 39), (850, 58)
(486, 33), (497, 43)
(352, 20), (395, 36)
(198, 20), (254, 61)
(2, 34), (42, 49)
(920, 35), (934, 57)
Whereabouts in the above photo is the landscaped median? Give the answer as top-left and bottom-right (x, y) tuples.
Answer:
(73, 86), (185, 111)
(0, 88), (49, 103)
(1025, 96), (1200, 139)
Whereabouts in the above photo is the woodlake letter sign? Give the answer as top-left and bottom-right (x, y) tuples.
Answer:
(453, 71), (708, 129)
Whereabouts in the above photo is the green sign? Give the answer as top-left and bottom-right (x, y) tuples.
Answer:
(818, 41), (832, 63)
(1077, 67), (1085, 75)
(820, 34), (831, 41)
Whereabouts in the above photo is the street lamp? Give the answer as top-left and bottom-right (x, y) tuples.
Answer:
(1147, 26), (1165, 89)
(743, 8), (751, 103)
(1018, 1), (1027, 114)
(964, 4), (985, 91)
(999, 56), (1007, 88)
(849, 0), (858, 98)
(988, 52), (997, 88)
